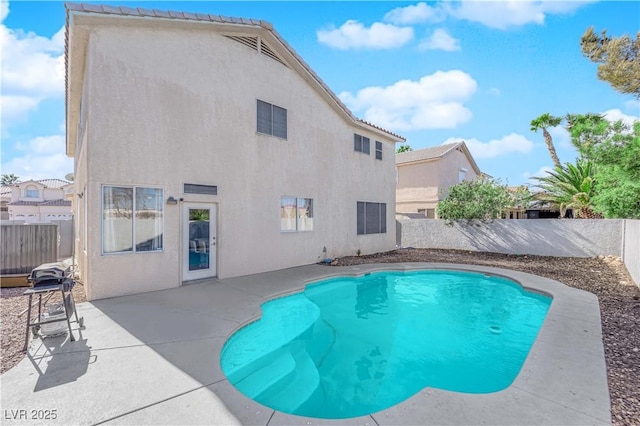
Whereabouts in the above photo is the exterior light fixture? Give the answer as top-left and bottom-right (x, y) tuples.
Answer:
(166, 196), (178, 205)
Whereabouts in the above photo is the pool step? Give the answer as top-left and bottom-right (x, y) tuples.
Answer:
(231, 348), (297, 399)
(258, 346), (320, 413)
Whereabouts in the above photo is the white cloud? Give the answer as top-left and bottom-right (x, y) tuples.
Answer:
(444, 133), (535, 159)
(340, 70), (477, 131)
(548, 125), (572, 149)
(1, 95), (40, 122)
(317, 20), (413, 50)
(445, 1), (592, 30)
(384, 2), (447, 25)
(418, 28), (460, 51)
(522, 165), (554, 185)
(624, 99), (640, 114)
(603, 108), (639, 127)
(487, 87), (501, 96)
(0, 1), (65, 128)
(1, 134), (72, 181)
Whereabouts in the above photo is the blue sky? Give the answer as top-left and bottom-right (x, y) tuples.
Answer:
(1, 0), (638, 185)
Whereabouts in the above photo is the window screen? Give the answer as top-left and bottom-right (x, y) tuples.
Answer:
(257, 100), (272, 135)
(354, 134), (370, 154)
(257, 99), (287, 139)
(357, 202), (386, 235)
(375, 141), (383, 160)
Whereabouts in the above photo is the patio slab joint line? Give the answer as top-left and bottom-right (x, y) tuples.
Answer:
(511, 383), (610, 423)
(92, 378), (227, 425)
(265, 410), (276, 425)
(369, 413), (381, 426)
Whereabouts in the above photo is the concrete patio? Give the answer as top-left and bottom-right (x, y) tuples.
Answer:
(1, 263), (611, 425)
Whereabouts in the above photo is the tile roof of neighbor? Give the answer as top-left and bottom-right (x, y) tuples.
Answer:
(64, 3), (405, 142)
(9, 200), (72, 207)
(36, 179), (71, 188)
(395, 142), (463, 165)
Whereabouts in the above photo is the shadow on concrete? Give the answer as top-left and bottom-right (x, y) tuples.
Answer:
(28, 332), (94, 392)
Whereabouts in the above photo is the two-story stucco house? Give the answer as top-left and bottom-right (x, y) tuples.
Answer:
(396, 142), (481, 218)
(3, 179), (73, 223)
(65, 3), (404, 300)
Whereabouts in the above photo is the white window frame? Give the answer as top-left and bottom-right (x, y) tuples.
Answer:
(280, 196), (314, 232)
(459, 167), (468, 183)
(101, 185), (164, 255)
(375, 141), (383, 160)
(25, 186), (39, 198)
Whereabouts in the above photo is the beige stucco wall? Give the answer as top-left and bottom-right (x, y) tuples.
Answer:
(73, 40), (92, 294)
(73, 22), (397, 300)
(396, 149), (479, 214)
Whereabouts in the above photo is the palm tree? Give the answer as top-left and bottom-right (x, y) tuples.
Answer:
(532, 160), (602, 218)
(531, 113), (563, 168)
(1, 173), (20, 185)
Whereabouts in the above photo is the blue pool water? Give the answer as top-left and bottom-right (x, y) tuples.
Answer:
(220, 270), (552, 419)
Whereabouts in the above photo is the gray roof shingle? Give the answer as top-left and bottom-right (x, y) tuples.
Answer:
(9, 200), (72, 207)
(395, 142), (462, 165)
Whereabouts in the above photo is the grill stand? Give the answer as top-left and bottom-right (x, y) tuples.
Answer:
(23, 281), (84, 352)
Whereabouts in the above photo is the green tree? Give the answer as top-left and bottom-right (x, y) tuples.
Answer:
(532, 160), (600, 219)
(1, 174), (20, 185)
(530, 113), (563, 168)
(396, 144), (412, 153)
(566, 114), (640, 218)
(581, 27), (640, 98)
(437, 178), (514, 221)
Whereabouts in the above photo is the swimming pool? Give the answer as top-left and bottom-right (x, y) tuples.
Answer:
(220, 269), (552, 419)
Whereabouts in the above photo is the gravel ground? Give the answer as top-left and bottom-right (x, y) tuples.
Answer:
(1, 281), (86, 375)
(1, 249), (638, 425)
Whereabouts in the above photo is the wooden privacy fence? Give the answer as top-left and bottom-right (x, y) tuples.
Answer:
(1, 224), (59, 275)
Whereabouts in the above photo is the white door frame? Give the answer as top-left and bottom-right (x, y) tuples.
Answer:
(182, 203), (217, 281)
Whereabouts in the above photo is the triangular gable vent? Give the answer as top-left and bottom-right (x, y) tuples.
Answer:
(259, 40), (287, 67)
(224, 35), (288, 68)
(225, 35), (258, 51)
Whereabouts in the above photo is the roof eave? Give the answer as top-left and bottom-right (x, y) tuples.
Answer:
(456, 142), (482, 176)
(64, 3), (404, 148)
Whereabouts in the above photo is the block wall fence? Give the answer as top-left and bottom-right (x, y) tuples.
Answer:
(397, 219), (640, 286)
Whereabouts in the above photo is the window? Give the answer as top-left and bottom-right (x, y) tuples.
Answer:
(102, 186), (163, 254)
(459, 167), (468, 183)
(375, 141), (383, 160)
(257, 99), (287, 139)
(354, 134), (370, 154)
(25, 186), (38, 198)
(281, 197), (313, 232)
(357, 202), (387, 235)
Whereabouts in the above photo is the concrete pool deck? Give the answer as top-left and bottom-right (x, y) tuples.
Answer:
(1, 263), (611, 425)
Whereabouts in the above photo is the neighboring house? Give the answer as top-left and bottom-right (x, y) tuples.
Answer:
(396, 142), (481, 218)
(65, 3), (404, 300)
(0, 186), (10, 220)
(3, 179), (73, 223)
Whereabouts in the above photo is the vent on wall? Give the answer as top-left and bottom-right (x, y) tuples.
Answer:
(259, 40), (287, 67)
(184, 183), (217, 195)
(224, 35), (288, 68)
(225, 35), (258, 51)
